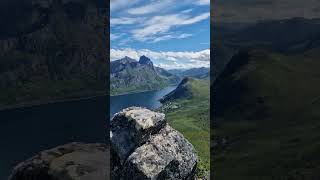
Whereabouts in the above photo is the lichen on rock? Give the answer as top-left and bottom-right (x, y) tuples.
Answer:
(123, 107), (165, 130)
(111, 107), (198, 180)
(111, 107), (167, 163)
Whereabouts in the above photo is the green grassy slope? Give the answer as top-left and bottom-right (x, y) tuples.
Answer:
(160, 78), (210, 177)
(213, 48), (320, 179)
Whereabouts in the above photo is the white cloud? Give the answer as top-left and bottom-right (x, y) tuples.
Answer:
(181, 9), (193, 14)
(126, 0), (206, 15)
(110, 48), (210, 69)
(110, 0), (141, 11)
(152, 33), (192, 43)
(131, 12), (210, 41)
(110, 17), (143, 25)
(194, 0), (210, 5)
(118, 38), (132, 46)
(180, 12), (210, 24)
(110, 33), (124, 41)
(127, 0), (173, 15)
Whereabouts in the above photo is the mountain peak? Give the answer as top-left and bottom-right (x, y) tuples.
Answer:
(139, 55), (153, 66)
(124, 56), (136, 61)
(160, 77), (194, 103)
(110, 55), (179, 95)
(118, 56), (137, 64)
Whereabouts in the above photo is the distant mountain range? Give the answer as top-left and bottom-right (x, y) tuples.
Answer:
(213, 17), (320, 81)
(168, 67), (209, 79)
(110, 56), (179, 95)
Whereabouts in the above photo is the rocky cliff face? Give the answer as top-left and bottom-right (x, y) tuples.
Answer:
(8, 142), (108, 180)
(110, 56), (179, 95)
(160, 77), (193, 103)
(111, 107), (198, 180)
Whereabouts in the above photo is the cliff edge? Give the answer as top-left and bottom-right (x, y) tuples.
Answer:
(111, 107), (198, 180)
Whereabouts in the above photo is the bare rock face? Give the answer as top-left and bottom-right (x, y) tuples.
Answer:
(8, 143), (108, 180)
(111, 107), (198, 180)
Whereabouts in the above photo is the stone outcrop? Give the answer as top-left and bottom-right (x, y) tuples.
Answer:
(160, 77), (193, 103)
(8, 142), (108, 180)
(111, 107), (198, 180)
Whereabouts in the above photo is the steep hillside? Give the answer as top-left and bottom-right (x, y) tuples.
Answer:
(213, 48), (320, 179)
(159, 77), (210, 178)
(0, 0), (107, 109)
(160, 77), (205, 103)
(160, 77), (192, 103)
(110, 56), (179, 95)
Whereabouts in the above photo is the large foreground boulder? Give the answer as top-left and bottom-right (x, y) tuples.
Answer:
(9, 143), (108, 180)
(111, 107), (198, 180)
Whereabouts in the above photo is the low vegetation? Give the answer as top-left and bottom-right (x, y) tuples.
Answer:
(160, 78), (210, 178)
(213, 48), (320, 179)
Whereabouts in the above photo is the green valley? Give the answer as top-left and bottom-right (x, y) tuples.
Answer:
(159, 77), (210, 178)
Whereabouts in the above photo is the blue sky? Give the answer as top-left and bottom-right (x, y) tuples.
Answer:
(110, 0), (210, 69)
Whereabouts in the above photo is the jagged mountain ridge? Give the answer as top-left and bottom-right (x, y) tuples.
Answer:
(110, 56), (179, 95)
(180, 67), (209, 79)
(168, 67), (209, 79)
(213, 17), (320, 81)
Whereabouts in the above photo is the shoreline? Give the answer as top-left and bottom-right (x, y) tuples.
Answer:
(0, 92), (107, 112)
(111, 85), (177, 97)
(0, 85), (178, 112)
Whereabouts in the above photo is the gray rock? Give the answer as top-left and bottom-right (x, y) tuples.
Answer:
(111, 107), (166, 163)
(9, 142), (108, 180)
(111, 107), (198, 180)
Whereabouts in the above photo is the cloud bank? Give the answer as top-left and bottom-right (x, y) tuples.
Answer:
(131, 12), (209, 41)
(110, 48), (210, 69)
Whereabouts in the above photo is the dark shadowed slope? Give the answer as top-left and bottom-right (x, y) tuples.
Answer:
(213, 47), (320, 179)
(0, 0), (107, 110)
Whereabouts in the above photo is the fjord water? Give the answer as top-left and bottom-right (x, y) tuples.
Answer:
(0, 97), (107, 179)
(0, 86), (175, 179)
(110, 86), (176, 117)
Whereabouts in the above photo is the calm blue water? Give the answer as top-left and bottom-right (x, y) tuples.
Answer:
(0, 86), (175, 179)
(0, 96), (107, 180)
(110, 86), (176, 118)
